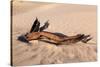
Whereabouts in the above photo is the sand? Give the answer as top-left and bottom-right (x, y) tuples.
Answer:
(12, 1), (97, 66)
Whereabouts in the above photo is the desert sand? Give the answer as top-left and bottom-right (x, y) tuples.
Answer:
(12, 1), (97, 66)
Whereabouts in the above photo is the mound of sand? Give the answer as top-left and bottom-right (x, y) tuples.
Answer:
(12, 40), (96, 66)
(12, 1), (97, 66)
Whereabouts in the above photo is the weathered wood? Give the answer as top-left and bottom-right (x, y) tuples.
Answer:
(19, 18), (92, 45)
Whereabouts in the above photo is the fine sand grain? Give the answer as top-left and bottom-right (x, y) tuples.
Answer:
(12, 1), (97, 66)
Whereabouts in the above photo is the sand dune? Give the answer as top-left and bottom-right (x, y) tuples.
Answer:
(12, 1), (97, 66)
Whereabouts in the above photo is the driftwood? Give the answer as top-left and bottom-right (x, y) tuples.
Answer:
(19, 18), (92, 45)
